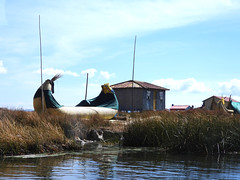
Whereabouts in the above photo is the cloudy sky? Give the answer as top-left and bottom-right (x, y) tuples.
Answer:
(1, 0), (240, 109)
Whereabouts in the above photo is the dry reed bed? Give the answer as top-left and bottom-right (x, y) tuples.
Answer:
(123, 110), (240, 154)
(0, 109), (109, 156)
(2, 108), (240, 156)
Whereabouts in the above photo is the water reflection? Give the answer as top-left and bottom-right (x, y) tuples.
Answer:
(1, 145), (240, 179)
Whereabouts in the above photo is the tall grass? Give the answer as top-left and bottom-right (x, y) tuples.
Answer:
(3, 108), (239, 155)
(123, 110), (240, 154)
(0, 109), (100, 156)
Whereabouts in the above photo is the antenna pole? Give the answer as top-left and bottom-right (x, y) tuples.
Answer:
(85, 73), (89, 100)
(131, 35), (137, 111)
(39, 15), (44, 113)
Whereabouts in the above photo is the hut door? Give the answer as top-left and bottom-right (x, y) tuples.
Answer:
(146, 90), (151, 110)
(153, 91), (157, 110)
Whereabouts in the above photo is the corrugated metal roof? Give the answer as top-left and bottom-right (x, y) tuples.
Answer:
(170, 105), (191, 110)
(111, 80), (169, 91)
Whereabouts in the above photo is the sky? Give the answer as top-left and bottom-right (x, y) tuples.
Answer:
(1, 0), (240, 110)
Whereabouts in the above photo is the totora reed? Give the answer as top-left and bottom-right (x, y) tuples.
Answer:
(0, 108), (111, 157)
(2, 108), (240, 156)
(123, 110), (240, 154)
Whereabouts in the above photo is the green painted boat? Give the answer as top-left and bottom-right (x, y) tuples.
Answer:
(33, 74), (119, 120)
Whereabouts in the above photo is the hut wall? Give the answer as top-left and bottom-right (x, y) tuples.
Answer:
(156, 90), (166, 110)
(203, 98), (213, 110)
(114, 88), (166, 111)
(114, 88), (143, 111)
(142, 90), (166, 111)
(142, 89), (153, 110)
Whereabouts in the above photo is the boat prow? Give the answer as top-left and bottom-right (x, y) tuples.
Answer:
(33, 75), (119, 120)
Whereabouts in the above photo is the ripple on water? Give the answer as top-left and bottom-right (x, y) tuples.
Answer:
(1, 146), (240, 179)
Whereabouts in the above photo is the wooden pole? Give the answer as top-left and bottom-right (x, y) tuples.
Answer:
(131, 35), (137, 111)
(132, 35), (137, 82)
(85, 73), (89, 100)
(39, 15), (44, 112)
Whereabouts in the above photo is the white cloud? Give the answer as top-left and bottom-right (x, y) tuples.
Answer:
(100, 71), (115, 80)
(30, 0), (240, 66)
(35, 68), (115, 80)
(64, 70), (79, 77)
(0, 60), (7, 74)
(36, 68), (79, 77)
(81, 68), (97, 78)
(41, 0), (240, 39)
(152, 78), (212, 93)
(218, 79), (240, 95)
(1, 0), (239, 68)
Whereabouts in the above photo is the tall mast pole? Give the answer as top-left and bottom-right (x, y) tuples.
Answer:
(85, 73), (89, 100)
(39, 15), (44, 113)
(131, 35), (137, 111)
(132, 35), (137, 82)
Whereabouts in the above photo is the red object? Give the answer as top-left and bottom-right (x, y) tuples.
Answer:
(170, 105), (191, 111)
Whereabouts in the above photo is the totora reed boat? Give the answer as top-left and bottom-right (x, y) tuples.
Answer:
(218, 97), (240, 114)
(33, 74), (119, 120)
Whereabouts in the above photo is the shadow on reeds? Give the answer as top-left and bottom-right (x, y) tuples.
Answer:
(0, 109), (110, 157)
(123, 110), (240, 154)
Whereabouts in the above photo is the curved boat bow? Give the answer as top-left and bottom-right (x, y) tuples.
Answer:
(33, 74), (119, 120)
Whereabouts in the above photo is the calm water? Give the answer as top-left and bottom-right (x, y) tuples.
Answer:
(1, 144), (240, 179)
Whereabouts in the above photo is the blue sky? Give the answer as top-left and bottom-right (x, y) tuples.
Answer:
(1, 0), (240, 110)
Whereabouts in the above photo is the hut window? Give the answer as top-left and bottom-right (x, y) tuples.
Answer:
(146, 91), (151, 100)
(159, 91), (164, 100)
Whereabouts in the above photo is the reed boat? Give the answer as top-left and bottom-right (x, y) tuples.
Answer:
(230, 101), (240, 113)
(33, 74), (119, 120)
(219, 97), (240, 114)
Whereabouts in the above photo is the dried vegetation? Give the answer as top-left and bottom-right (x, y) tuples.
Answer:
(123, 110), (240, 154)
(0, 109), (109, 156)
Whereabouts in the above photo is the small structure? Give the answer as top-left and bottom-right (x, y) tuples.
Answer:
(202, 95), (239, 111)
(170, 105), (192, 111)
(111, 80), (169, 111)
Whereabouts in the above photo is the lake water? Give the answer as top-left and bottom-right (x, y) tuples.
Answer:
(1, 144), (240, 179)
